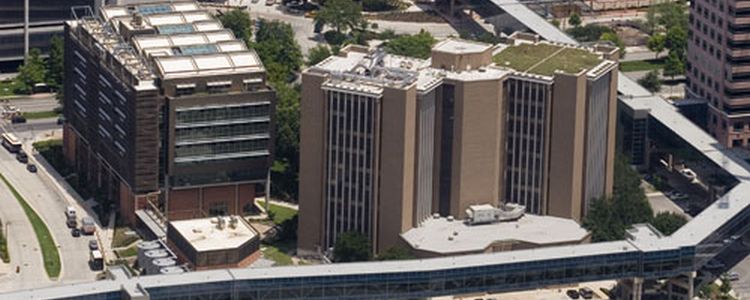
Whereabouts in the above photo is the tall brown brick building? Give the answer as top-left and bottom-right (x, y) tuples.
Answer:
(63, 1), (275, 224)
(298, 35), (619, 255)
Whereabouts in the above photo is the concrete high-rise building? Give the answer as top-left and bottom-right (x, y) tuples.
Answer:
(63, 1), (275, 224)
(687, 0), (750, 147)
(298, 34), (619, 255)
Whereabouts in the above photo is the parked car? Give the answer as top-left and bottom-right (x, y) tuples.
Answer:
(71, 228), (81, 237)
(579, 287), (594, 299)
(81, 217), (96, 235)
(265, 0), (275, 5)
(66, 218), (77, 228)
(680, 168), (697, 182)
(88, 240), (99, 251)
(65, 206), (77, 220)
(725, 272), (741, 281)
(26, 164), (37, 173)
(16, 150), (28, 163)
(11, 115), (26, 124)
(566, 289), (580, 299)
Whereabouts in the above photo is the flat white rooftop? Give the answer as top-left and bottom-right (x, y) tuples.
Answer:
(433, 39), (493, 54)
(401, 215), (589, 255)
(169, 216), (257, 252)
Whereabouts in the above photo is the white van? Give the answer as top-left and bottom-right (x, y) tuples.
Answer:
(65, 206), (76, 220)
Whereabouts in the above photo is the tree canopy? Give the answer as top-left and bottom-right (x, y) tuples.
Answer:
(662, 51), (685, 79)
(650, 212), (687, 235)
(376, 246), (415, 261)
(646, 34), (665, 58)
(384, 30), (436, 59)
(307, 45), (332, 66)
(568, 13), (582, 27)
(253, 19), (303, 82)
(638, 70), (661, 93)
(582, 154), (653, 242)
(334, 232), (372, 262)
(47, 35), (64, 91)
(218, 9), (253, 44)
(15, 48), (47, 94)
(315, 0), (363, 34)
(566, 24), (613, 42)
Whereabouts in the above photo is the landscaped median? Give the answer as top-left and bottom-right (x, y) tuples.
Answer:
(0, 174), (60, 278)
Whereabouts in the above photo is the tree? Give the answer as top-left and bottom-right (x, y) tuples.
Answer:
(270, 82), (300, 201)
(599, 32), (625, 58)
(47, 35), (64, 91)
(646, 34), (665, 59)
(384, 30), (436, 59)
(253, 19), (303, 82)
(550, 19), (561, 28)
(582, 154), (653, 242)
(663, 51), (685, 80)
(376, 246), (415, 261)
(333, 232), (372, 262)
(650, 212), (687, 235)
(362, 0), (399, 12)
(15, 48), (46, 94)
(218, 9), (252, 44)
(566, 24), (612, 42)
(307, 45), (332, 66)
(582, 198), (626, 242)
(568, 13), (582, 27)
(315, 0), (363, 34)
(638, 70), (661, 93)
(665, 26), (687, 61)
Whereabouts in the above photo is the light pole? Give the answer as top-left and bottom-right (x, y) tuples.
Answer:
(24, 0), (29, 60)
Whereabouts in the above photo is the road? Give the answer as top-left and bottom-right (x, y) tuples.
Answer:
(247, 2), (457, 54)
(0, 120), (97, 293)
(8, 118), (60, 135)
(1, 93), (58, 113)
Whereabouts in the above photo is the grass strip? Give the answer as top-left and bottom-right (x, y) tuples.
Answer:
(22, 110), (59, 120)
(257, 200), (297, 225)
(620, 58), (665, 72)
(0, 174), (60, 278)
(0, 219), (8, 263)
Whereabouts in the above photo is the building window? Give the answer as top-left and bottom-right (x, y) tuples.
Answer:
(176, 83), (196, 96)
(207, 81), (232, 94)
(733, 139), (742, 147)
(734, 122), (745, 132)
(208, 203), (228, 216)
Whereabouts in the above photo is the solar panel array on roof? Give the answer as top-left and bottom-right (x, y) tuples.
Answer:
(158, 24), (195, 34)
(178, 44), (219, 55)
(139, 4), (173, 15)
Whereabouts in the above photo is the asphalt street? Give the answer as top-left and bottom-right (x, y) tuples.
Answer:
(2, 94), (59, 113)
(0, 120), (97, 293)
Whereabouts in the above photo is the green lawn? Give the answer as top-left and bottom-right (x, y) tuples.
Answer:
(0, 80), (22, 97)
(493, 43), (562, 72)
(257, 200), (297, 225)
(262, 243), (293, 266)
(115, 245), (138, 258)
(112, 226), (139, 248)
(528, 48), (602, 76)
(0, 174), (60, 278)
(493, 44), (602, 76)
(22, 110), (59, 120)
(619, 58), (665, 72)
(0, 219), (8, 263)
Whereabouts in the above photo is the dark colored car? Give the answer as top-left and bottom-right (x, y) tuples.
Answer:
(16, 151), (28, 163)
(566, 289), (580, 299)
(11, 115), (26, 124)
(579, 287), (594, 299)
(71, 228), (81, 237)
(88, 240), (99, 250)
(26, 164), (37, 173)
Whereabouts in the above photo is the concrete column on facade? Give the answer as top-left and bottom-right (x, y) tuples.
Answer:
(618, 277), (644, 300)
(666, 272), (695, 300)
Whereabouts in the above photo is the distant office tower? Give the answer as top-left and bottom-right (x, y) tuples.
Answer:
(0, 0), (96, 63)
(63, 1), (275, 224)
(687, 0), (750, 147)
(298, 34), (619, 254)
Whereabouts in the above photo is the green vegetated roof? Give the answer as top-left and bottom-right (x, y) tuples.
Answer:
(493, 43), (602, 76)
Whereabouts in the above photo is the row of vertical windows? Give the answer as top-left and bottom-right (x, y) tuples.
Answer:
(174, 139), (268, 157)
(176, 104), (270, 124)
(175, 122), (269, 141)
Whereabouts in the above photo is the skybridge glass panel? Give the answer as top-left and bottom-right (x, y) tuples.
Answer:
(157, 24), (195, 34)
(138, 4), (173, 15)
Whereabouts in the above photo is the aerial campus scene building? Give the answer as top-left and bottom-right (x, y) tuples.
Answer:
(0, 0), (750, 299)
